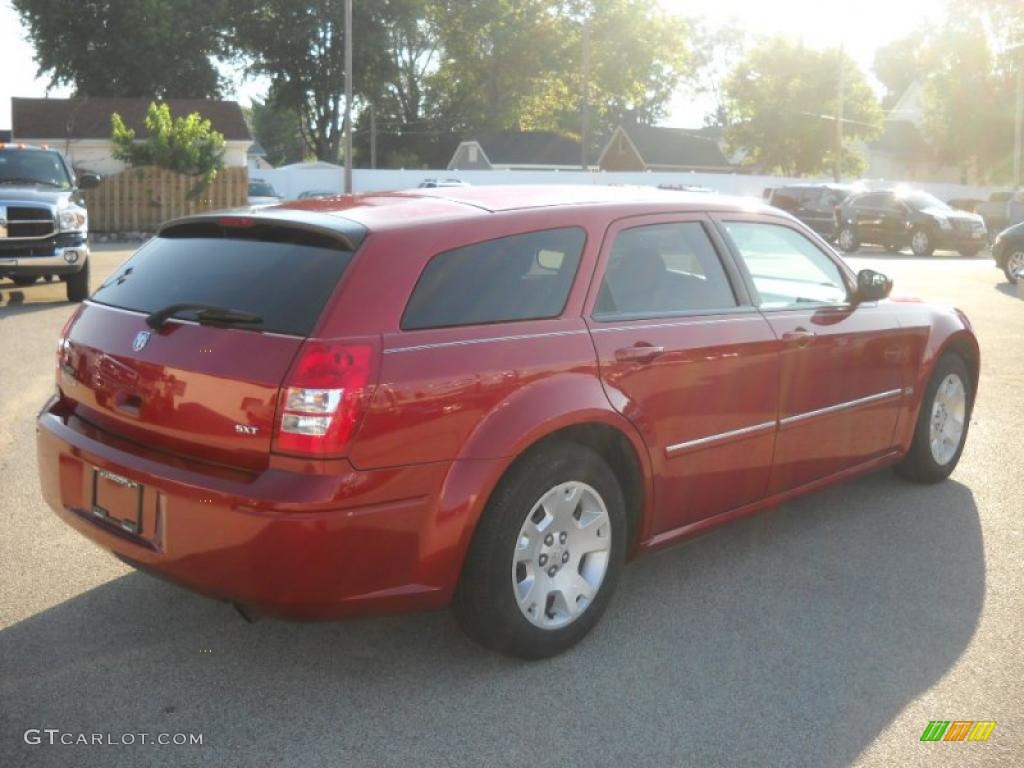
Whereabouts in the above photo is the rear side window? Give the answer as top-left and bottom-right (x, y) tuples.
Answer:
(594, 222), (737, 320)
(92, 235), (356, 336)
(401, 227), (585, 330)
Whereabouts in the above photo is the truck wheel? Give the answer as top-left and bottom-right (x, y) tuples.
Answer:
(11, 276), (38, 286)
(911, 228), (935, 257)
(66, 260), (90, 302)
(895, 353), (972, 484)
(453, 441), (627, 659)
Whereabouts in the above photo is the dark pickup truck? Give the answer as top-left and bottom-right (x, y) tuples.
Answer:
(0, 143), (99, 301)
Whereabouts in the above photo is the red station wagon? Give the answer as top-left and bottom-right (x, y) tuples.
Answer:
(37, 186), (978, 658)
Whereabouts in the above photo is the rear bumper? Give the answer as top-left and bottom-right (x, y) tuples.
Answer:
(36, 400), (467, 620)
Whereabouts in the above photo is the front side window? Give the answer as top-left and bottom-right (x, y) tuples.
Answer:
(723, 221), (848, 309)
(594, 221), (737, 320)
(401, 227), (585, 330)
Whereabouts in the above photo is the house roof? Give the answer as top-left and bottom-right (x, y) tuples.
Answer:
(613, 125), (732, 169)
(11, 98), (251, 141)
(471, 131), (582, 166)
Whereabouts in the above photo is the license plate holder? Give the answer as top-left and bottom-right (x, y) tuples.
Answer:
(91, 468), (144, 535)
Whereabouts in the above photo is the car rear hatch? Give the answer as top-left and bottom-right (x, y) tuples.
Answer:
(56, 213), (367, 471)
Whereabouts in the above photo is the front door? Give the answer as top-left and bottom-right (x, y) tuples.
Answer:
(585, 214), (780, 537)
(717, 216), (906, 493)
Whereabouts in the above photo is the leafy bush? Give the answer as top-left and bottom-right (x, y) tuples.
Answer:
(112, 103), (225, 198)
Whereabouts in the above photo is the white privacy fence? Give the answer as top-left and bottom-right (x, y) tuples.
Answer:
(252, 166), (1005, 205)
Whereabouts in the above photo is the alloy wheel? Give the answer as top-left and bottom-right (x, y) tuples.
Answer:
(511, 481), (612, 630)
(929, 373), (967, 466)
(1007, 251), (1024, 282)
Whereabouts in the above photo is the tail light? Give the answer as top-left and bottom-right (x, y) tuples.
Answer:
(272, 340), (377, 457)
(56, 306), (83, 386)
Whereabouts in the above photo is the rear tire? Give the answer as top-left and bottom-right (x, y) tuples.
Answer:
(11, 276), (38, 286)
(836, 226), (859, 253)
(895, 353), (971, 484)
(453, 442), (627, 659)
(66, 260), (90, 302)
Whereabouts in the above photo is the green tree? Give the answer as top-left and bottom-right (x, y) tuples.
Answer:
(230, 0), (393, 161)
(111, 102), (226, 196)
(724, 38), (882, 177)
(13, 0), (228, 97)
(873, 32), (925, 110)
(248, 97), (308, 167)
(917, 13), (1012, 183)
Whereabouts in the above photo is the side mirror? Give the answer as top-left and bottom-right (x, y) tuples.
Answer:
(76, 172), (101, 190)
(856, 268), (893, 301)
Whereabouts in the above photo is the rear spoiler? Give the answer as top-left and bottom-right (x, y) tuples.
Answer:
(158, 209), (367, 252)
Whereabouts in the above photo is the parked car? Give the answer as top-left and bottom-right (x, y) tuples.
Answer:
(992, 221), (1024, 283)
(38, 186), (979, 658)
(248, 179), (282, 206)
(973, 191), (1024, 235)
(0, 142), (100, 301)
(835, 189), (987, 257)
(418, 178), (470, 188)
(298, 190), (337, 199)
(767, 183), (855, 240)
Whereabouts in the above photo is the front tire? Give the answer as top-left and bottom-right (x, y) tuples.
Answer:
(454, 442), (627, 659)
(911, 228), (935, 257)
(66, 260), (90, 302)
(1004, 250), (1024, 283)
(895, 353), (972, 484)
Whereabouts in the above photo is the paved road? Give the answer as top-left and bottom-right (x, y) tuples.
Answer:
(1, 245), (1021, 767)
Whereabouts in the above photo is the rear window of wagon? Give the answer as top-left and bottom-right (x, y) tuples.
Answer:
(401, 227), (586, 330)
(91, 232), (357, 337)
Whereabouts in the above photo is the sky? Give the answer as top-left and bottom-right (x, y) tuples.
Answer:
(1, 0), (951, 131)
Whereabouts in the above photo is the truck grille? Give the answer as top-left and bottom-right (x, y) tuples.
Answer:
(0, 205), (57, 239)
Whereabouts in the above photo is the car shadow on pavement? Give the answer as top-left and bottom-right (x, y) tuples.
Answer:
(0, 472), (983, 768)
(995, 282), (1022, 299)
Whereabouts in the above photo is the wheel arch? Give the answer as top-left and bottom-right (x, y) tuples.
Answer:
(431, 374), (655, 599)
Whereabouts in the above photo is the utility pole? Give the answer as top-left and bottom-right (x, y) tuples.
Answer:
(581, 18), (591, 170)
(834, 45), (844, 183)
(370, 104), (377, 170)
(1015, 48), (1024, 188)
(343, 0), (354, 194)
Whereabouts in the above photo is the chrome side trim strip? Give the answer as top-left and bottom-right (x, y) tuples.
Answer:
(778, 388), (903, 426)
(665, 420), (777, 456)
(384, 329), (588, 355)
(664, 388), (905, 456)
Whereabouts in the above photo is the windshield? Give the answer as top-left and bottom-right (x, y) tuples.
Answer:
(0, 148), (72, 189)
(897, 191), (950, 212)
(249, 181), (277, 197)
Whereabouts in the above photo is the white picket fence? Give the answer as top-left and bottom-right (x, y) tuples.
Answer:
(253, 166), (1004, 205)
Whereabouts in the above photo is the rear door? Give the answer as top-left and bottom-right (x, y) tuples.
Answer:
(585, 214), (780, 538)
(58, 217), (363, 470)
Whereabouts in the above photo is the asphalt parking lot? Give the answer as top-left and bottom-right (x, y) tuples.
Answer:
(1, 243), (1022, 767)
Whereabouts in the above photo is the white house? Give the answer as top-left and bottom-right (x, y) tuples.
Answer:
(11, 97), (252, 176)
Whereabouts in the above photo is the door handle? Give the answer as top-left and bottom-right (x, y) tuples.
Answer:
(614, 344), (665, 363)
(781, 329), (816, 347)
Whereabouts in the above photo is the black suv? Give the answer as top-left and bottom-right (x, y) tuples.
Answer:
(766, 184), (854, 240)
(0, 143), (100, 301)
(835, 189), (987, 257)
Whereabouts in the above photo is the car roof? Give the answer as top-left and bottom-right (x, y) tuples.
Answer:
(273, 185), (772, 231)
